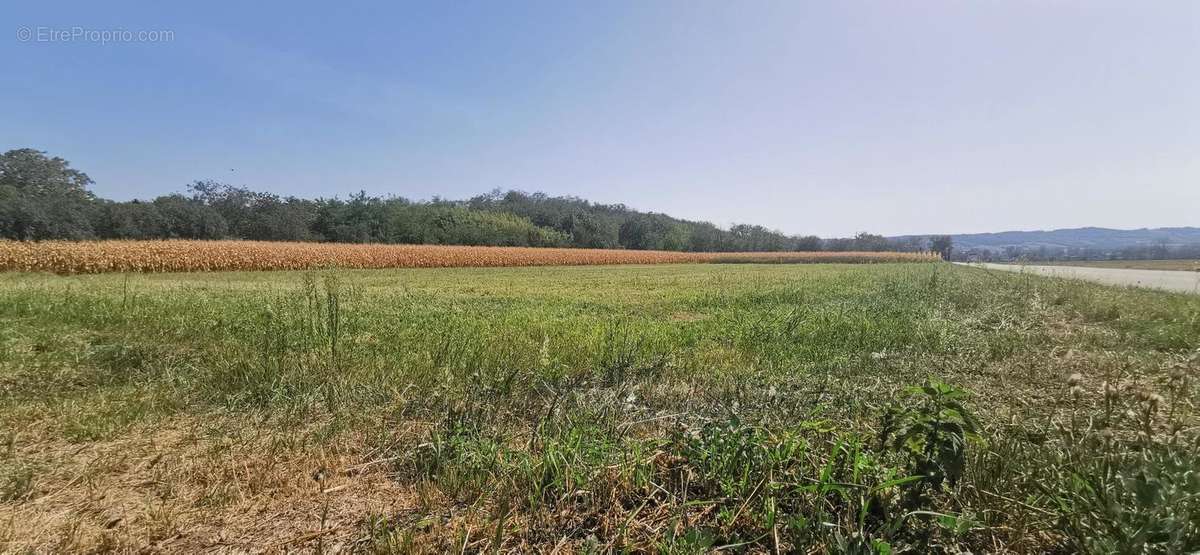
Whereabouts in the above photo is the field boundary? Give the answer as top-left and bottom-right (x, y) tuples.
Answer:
(959, 261), (1200, 294)
(0, 240), (939, 274)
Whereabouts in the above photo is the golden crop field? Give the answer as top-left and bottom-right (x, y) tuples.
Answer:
(0, 240), (939, 274)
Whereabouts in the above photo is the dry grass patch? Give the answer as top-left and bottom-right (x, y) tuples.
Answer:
(0, 417), (416, 553)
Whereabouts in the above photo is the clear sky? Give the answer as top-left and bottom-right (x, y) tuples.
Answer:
(4, 1), (1197, 237)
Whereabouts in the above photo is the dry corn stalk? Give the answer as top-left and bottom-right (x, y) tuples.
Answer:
(0, 240), (941, 274)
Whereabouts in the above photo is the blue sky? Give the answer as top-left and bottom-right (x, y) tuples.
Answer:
(4, 1), (1197, 236)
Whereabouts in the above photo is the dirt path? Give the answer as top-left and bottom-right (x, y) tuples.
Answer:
(959, 262), (1200, 294)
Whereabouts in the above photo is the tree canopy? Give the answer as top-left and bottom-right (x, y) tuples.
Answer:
(0, 148), (936, 254)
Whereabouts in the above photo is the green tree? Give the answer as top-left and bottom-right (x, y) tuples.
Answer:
(930, 235), (953, 259)
(567, 212), (620, 248)
(852, 232), (893, 251)
(794, 235), (823, 251)
(0, 149), (99, 239)
(94, 200), (165, 239)
(151, 194), (228, 239)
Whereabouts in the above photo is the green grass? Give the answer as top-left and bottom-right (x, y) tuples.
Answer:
(1, 263), (1197, 552)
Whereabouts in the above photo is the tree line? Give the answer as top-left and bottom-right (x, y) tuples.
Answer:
(955, 243), (1200, 263)
(1, 148), (952, 255)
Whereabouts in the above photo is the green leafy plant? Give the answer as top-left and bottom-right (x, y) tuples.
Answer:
(881, 379), (980, 493)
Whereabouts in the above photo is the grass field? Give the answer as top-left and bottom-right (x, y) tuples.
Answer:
(1, 263), (1197, 552)
(1025, 259), (1200, 272)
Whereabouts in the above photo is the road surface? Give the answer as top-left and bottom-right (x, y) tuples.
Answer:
(958, 263), (1200, 295)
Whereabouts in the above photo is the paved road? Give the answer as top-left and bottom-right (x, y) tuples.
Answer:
(957, 263), (1200, 294)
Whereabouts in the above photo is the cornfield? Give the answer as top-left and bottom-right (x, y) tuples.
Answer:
(0, 240), (940, 274)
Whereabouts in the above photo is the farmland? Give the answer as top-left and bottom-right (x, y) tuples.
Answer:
(0, 262), (1197, 552)
(1031, 259), (1200, 272)
(0, 240), (938, 274)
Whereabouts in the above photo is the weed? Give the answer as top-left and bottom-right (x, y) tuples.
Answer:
(881, 379), (980, 493)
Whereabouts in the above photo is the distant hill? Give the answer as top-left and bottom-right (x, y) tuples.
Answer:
(896, 227), (1200, 251)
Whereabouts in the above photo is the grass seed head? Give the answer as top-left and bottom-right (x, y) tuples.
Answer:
(1146, 393), (1165, 411)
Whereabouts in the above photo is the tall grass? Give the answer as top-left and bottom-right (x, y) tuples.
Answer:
(0, 263), (1195, 552)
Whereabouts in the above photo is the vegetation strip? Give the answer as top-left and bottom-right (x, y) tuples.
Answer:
(0, 240), (938, 274)
(0, 263), (1196, 552)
